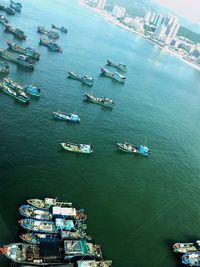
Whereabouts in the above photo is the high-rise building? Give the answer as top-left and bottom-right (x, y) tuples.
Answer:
(97, 0), (106, 10)
(111, 5), (126, 18)
(144, 11), (151, 23)
(152, 13), (165, 27)
(154, 24), (167, 40)
(164, 17), (180, 45)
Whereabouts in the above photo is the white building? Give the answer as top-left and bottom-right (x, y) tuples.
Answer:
(144, 11), (151, 23)
(97, 0), (106, 10)
(112, 5), (126, 18)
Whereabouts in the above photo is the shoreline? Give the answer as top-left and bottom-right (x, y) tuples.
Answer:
(79, 0), (200, 73)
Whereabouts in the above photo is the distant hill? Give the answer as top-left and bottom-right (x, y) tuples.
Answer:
(178, 26), (200, 43)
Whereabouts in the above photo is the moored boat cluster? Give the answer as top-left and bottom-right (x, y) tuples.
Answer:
(0, 2), (151, 157)
(0, 197), (112, 267)
(173, 241), (200, 266)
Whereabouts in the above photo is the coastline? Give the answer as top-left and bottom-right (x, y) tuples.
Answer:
(80, 0), (200, 73)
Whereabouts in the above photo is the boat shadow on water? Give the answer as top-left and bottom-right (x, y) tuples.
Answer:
(67, 76), (93, 87)
(83, 99), (113, 112)
(165, 239), (183, 266)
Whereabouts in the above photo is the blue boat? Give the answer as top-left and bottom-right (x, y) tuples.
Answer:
(117, 142), (151, 156)
(24, 84), (41, 97)
(182, 252), (200, 266)
(39, 38), (62, 52)
(53, 111), (80, 122)
(18, 218), (85, 233)
(19, 205), (52, 220)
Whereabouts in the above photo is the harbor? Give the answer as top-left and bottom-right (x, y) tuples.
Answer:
(1, 1), (200, 267)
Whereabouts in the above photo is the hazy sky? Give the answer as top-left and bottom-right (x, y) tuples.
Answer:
(154, 0), (200, 25)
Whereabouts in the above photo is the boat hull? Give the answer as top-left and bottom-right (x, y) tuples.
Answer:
(68, 72), (94, 86)
(61, 143), (93, 154)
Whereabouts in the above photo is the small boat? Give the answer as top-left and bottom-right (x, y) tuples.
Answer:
(117, 142), (151, 156)
(0, 14), (9, 25)
(37, 26), (59, 39)
(61, 143), (93, 154)
(19, 218), (84, 233)
(107, 59), (126, 71)
(53, 111), (80, 122)
(173, 242), (200, 253)
(182, 252), (200, 266)
(68, 71), (94, 86)
(27, 197), (72, 210)
(19, 205), (52, 220)
(24, 84), (41, 97)
(0, 82), (29, 103)
(7, 40), (40, 60)
(0, 60), (9, 75)
(20, 232), (60, 245)
(10, 0), (22, 12)
(39, 38), (62, 52)
(101, 67), (126, 83)
(77, 260), (113, 267)
(85, 93), (114, 108)
(52, 24), (68, 33)
(5, 24), (26, 40)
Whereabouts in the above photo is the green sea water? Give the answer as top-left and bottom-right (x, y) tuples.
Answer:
(1, 1), (200, 267)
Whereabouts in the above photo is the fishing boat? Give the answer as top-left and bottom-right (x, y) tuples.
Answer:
(0, 48), (35, 69)
(61, 143), (93, 154)
(53, 112), (80, 123)
(0, 82), (29, 103)
(68, 71), (94, 86)
(10, 0), (22, 12)
(5, 24), (26, 40)
(0, 60), (9, 75)
(27, 198), (72, 210)
(52, 206), (86, 221)
(173, 242), (200, 253)
(100, 67), (126, 83)
(20, 230), (91, 245)
(0, 5), (15, 15)
(117, 142), (151, 156)
(24, 84), (41, 97)
(19, 218), (85, 233)
(61, 230), (92, 241)
(19, 205), (52, 220)
(182, 252), (200, 266)
(63, 239), (102, 261)
(0, 14), (9, 25)
(52, 24), (68, 33)
(3, 77), (23, 91)
(0, 240), (102, 265)
(107, 59), (126, 71)
(37, 26), (59, 39)
(77, 260), (113, 267)
(20, 232), (60, 245)
(7, 40), (40, 60)
(85, 93), (114, 108)
(39, 38), (62, 52)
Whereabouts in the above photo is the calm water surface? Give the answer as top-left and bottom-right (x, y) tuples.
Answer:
(1, 1), (200, 267)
